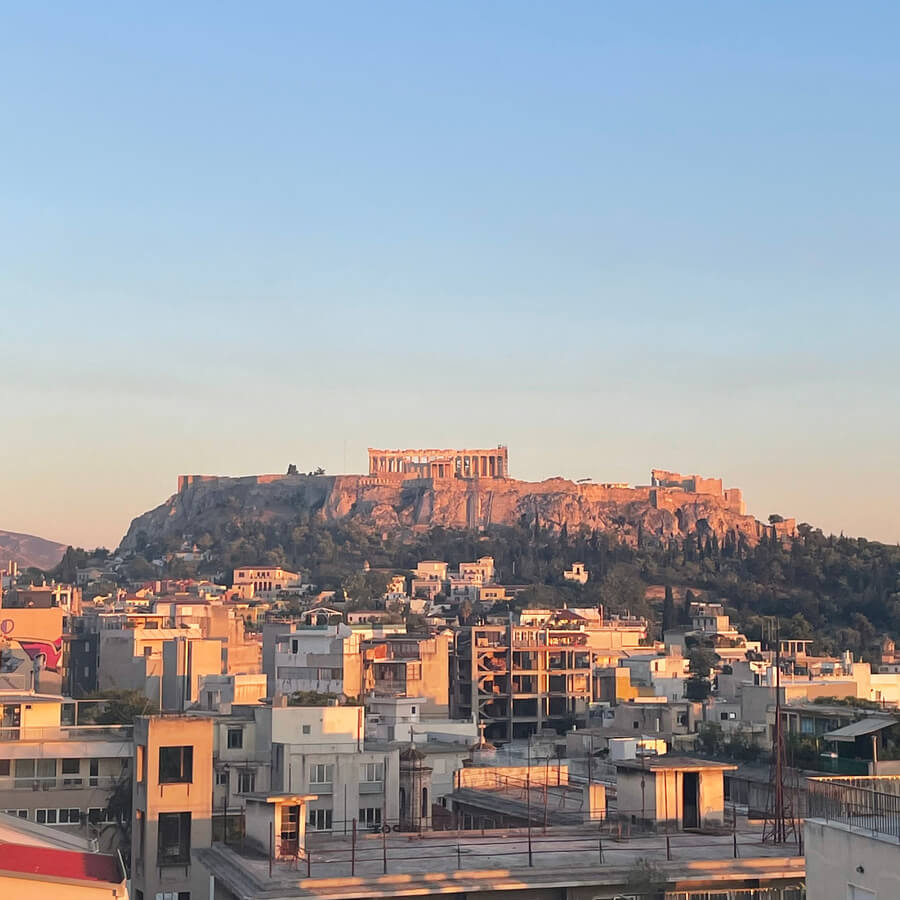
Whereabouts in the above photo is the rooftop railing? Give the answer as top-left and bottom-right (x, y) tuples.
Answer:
(0, 724), (133, 743)
(807, 775), (900, 841)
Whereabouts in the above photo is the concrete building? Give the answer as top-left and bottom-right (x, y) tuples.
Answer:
(614, 757), (737, 831)
(192, 695), (403, 836)
(2, 582), (82, 613)
(806, 774), (900, 899)
(232, 566), (301, 599)
(96, 622), (223, 711)
(132, 714), (214, 900)
(272, 623), (363, 699)
(362, 632), (451, 713)
(452, 618), (648, 742)
(563, 562), (589, 585)
(0, 693), (132, 846)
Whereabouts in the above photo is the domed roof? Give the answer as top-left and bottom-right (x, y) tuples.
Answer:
(399, 743), (426, 762)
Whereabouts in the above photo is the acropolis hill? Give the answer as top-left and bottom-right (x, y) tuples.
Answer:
(121, 447), (789, 550)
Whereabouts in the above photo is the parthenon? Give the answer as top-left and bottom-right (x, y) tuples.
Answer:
(367, 446), (509, 480)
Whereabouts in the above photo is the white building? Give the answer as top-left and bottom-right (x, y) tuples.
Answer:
(805, 775), (900, 900)
(272, 624), (363, 699)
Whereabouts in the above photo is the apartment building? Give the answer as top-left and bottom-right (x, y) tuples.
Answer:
(198, 698), (402, 835)
(0, 692), (132, 849)
(232, 567), (300, 600)
(362, 632), (451, 713)
(95, 622), (222, 710)
(271, 624), (363, 699)
(805, 775), (900, 899)
(452, 624), (593, 741)
(2, 582), (82, 613)
(132, 715), (214, 900)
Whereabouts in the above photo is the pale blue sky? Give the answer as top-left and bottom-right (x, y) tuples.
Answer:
(2, 2), (898, 549)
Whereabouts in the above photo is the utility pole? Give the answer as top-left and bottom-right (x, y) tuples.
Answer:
(762, 617), (797, 845)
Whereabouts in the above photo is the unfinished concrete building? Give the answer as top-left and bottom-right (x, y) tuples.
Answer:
(452, 624), (600, 742)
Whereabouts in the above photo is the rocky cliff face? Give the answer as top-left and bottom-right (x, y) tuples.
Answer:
(120, 473), (765, 550)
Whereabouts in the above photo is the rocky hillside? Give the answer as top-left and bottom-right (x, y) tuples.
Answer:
(0, 529), (68, 570)
(120, 471), (770, 551)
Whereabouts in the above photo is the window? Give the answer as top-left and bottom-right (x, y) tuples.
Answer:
(58, 808), (80, 824)
(155, 892), (190, 900)
(307, 808), (332, 831)
(215, 770), (228, 786)
(302, 724), (311, 735)
(361, 762), (384, 783)
(159, 747), (193, 784)
(36, 809), (57, 824)
(238, 770), (255, 793)
(633, 721), (639, 729)
(4, 810), (26, 819)
(89, 759), (99, 787)
(88, 808), (117, 824)
(410, 706), (417, 714)
(157, 812), (191, 865)
(62, 758), (81, 785)
(358, 807), (381, 828)
(0, 760), (9, 776)
(309, 763), (333, 784)
(226, 727), (243, 749)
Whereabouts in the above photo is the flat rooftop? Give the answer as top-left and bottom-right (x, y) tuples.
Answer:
(615, 756), (738, 772)
(200, 821), (803, 899)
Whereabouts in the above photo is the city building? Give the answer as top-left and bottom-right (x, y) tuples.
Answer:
(272, 623), (363, 699)
(362, 632), (451, 713)
(452, 617), (648, 741)
(131, 715), (214, 900)
(805, 774), (900, 899)
(0, 809), (127, 897)
(563, 562), (589, 585)
(614, 756), (737, 831)
(0, 692), (132, 846)
(232, 567), (301, 599)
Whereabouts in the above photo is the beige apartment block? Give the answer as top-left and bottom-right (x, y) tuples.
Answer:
(132, 715), (214, 900)
(363, 632), (451, 713)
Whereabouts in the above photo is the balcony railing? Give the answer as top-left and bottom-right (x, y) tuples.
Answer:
(808, 776), (900, 841)
(1, 775), (125, 792)
(0, 724), (133, 743)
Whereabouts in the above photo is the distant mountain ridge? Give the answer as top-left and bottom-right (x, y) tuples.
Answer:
(0, 529), (68, 571)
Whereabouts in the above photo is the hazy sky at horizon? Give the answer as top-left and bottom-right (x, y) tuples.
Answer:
(2, 2), (899, 550)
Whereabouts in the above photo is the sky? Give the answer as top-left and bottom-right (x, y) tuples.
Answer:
(2, 2), (899, 550)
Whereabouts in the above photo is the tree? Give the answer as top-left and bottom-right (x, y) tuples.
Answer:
(688, 648), (719, 678)
(662, 585), (676, 632)
(126, 555), (156, 581)
(768, 514), (785, 524)
(81, 690), (159, 724)
(287, 691), (342, 707)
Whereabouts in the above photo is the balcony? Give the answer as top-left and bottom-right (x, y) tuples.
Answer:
(359, 781), (384, 795)
(0, 724), (133, 743)
(2, 775), (125, 792)
(808, 775), (900, 840)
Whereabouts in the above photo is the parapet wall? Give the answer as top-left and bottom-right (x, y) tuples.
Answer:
(178, 474), (288, 492)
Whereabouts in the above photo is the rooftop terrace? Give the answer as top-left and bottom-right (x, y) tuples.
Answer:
(201, 820), (804, 900)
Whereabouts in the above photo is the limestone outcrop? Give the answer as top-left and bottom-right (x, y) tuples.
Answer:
(120, 471), (770, 551)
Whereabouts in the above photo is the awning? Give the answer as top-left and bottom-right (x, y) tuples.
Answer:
(823, 718), (897, 742)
